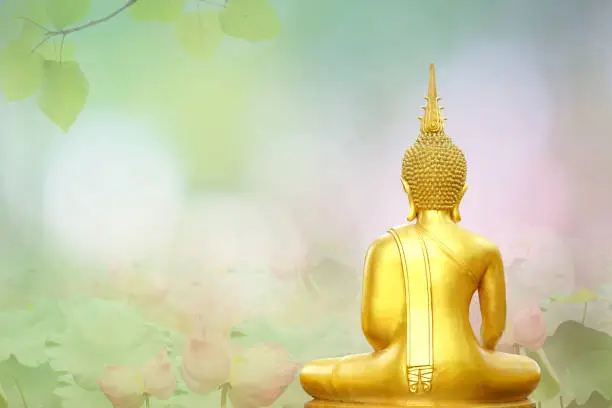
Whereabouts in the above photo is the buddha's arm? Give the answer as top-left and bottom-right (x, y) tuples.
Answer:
(478, 247), (507, 351)
(361, 236), (404, 351)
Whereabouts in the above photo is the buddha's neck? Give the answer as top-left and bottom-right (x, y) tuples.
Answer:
(415, 210), (454, 225)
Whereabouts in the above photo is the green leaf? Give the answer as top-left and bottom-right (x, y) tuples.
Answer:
(551, 289), (598, 303)
(567, 351), (612, 405)
(175, 10), (225, 60)
(0, 300), (65, 367)
(36, 40), (77, 62)
(0, 357), (62, 408)
(54, 384), (111, 408)
(45, 0), (91, 29)
(0, 41), (45, 101)
(17, 1), (53, 46)
(219, 0), (281, 42)
(0, 384), (7, 408)
(46, 298), (169, 388)
(543, 321), (612, 404)
(566, 392), (612, 408)
(525, 349), (561, 402)
(0, 0), (47, 40)
(230, 329), (247, 338)
(37, 60), (89, 132)
(129, 0), (187, 22)
(0, 0), (28, 40)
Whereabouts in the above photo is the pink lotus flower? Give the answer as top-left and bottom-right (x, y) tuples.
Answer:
(512, 302), (547, 350)
(157, 275), (246, 336)
(181, 332), (233, 394)
(98, 349), (177, 407)
(181, 333), (300, 408)
(228, 344), (301, 408)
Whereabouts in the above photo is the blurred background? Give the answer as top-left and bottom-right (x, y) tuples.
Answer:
(0, 1), (611, 407)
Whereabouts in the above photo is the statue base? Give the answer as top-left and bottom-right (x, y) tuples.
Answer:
(306, 399), (536, 408)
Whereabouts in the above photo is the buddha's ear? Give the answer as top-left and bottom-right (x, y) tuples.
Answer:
(401, 178), (417, 221)
(452, 183), (468, 223)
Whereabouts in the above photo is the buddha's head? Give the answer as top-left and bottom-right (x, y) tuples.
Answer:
(401, 64), (468, 222)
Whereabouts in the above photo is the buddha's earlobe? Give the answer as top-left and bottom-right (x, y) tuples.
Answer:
(402, 178), (417, 221)
(452, 183), (469, 223)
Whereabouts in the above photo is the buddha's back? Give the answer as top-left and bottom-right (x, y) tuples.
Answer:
(364, 221), (497, 379)
(390, 223), (497, 365)
(300, 64), (540, 407)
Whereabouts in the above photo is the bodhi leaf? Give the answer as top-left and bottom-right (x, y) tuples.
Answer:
(37, 60), (89, 132)
(551, 289), (598, 303)
(0, 0), (30, 40)
(0, 41), (45, 101)
(175, 10), (225, 60)
(219, 0), (281, 42)
(36, 40), (77, 62)
(129, 0), (187, 22)
(0, 357), (62, 408)
(0, 0), (49, 40)
(45, 0), (91, 29)
(543, 321), (612, 404)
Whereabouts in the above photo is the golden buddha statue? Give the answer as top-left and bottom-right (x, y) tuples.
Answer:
(300, 64), (541, 408)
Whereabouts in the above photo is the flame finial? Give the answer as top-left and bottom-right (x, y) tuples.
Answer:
(419, 63), (445, 134)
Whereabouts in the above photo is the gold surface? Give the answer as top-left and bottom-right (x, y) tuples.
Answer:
(306, 399), (537, 408)
(299, 64), (541, 406)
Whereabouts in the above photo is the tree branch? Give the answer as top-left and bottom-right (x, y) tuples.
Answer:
(22, 0), (139, 54)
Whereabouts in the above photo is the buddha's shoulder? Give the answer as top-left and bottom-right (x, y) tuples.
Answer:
(453, 225), (501, 256)
(373, 223), (500, 254)
(365, 224), (413, 253)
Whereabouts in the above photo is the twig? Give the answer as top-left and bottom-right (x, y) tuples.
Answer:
(581, 302), (588, 325)
(21, 0), (139, 54)
(17, 17), (51, 32)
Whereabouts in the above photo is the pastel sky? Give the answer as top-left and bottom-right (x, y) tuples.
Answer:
(1, 0), (611, 298)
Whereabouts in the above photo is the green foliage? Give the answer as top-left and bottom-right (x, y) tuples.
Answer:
(45, 0), (91, 29)
(129, 0), (187, 22)
(0, 357), (62, 408)
(0, 300), (64, 367)
(175, 10), (225, 60)
(0, 385), (6, 408)
(0, 41), (45, 101)
(37, 40), (78, 62)
(54, 383), (111, 408)
(220, 0), (281, 42)
(567, 392), (612, 408)
(525, 349), (561, 402)
(46, 298), (170, 389)
(37, 60), (89, 132)
(0, 0), (43, 40)
(551, 289), (598, 303)
(230, 329), (247, 338)
(544, 321), (612, 405)
(161, 391), (219, 408)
